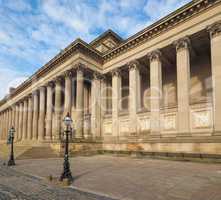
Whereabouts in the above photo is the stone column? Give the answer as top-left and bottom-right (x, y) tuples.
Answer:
(112, 70), (121, 138)
(129, 61), (140, 135)
(91, 73), (102, 139)
(4, 111), (8, 139)
(8, 109), (12, 132)
(32, 90), (39, 140)
(18, 102), (23, 140)
(27, 95), (33, 140)
(149, 50), (162, 137)
(38, 86), (46, 141)
(76, 66), (84, 138)
(208, 21), (221, 135)
(46, 82), (53, 140)
(1, 112), (5, 140)
(54, 77), (62, 140)
(64, 71), (72, 116)
(15, 104), (19, 141)
(0, 113), (1, 135)
(11, 106), (16, 128)
(174, 37), (191, 135)
(0, 113), (2, 140)
(22, 98), (28, 140)
(101, 76), (107, 137)
(0, 113), (2, 139)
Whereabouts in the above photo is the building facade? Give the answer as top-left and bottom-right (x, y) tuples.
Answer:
(1, 0), (221, 157)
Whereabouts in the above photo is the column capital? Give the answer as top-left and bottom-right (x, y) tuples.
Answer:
(100, 74), (107, 83)
(39, 86), (46, 92)
(27, 93), (32, 98)
(148, 49), (162, 62)
(208, 21), (221, 38)
(111, 69), (121, 77)
(63, 70), (73, 78)
(46, 81), (54, 87)
(75, 63), (85, 73)
(32, 89), (39, 96)
(128, 60), (140, 70)
(54, 76), (63, 84)
(174, 36), (191, 52)
(92, 72), (102, 80)
(23, 96), (29, 101)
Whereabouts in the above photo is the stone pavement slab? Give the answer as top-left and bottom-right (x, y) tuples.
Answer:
(4, 155), (221, 200)
(0, 161), (116, 200)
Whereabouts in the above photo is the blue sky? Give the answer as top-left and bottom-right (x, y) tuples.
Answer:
(0, 0), (191, 99)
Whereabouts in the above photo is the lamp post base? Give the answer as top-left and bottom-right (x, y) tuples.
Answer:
(60, 155), (73, 182)
(8, 159), (15, 166)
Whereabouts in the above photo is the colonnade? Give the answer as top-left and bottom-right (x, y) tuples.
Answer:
(0, 22), (221, 142)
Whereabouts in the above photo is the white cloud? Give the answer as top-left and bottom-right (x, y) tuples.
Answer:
(0, 68), (29, 99)
(144, 0), (191, 22)
(0, 0), (192, 99)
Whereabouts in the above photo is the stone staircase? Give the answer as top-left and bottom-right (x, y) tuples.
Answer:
(17, 146), (60, 160)
(0, 143), (32, 160)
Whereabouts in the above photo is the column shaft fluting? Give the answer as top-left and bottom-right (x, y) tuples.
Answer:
(112, 70), (121, 138)
(91, 73), (101, 138)
(175, 37), (191, 135)
(54, 78), (62, 140)
(38, 87), (46, 141)
(64, 72), (72, 116)
(18, 102), (23, 140)
(76, 68), (84, 138)
(129, 62), (139, 135)
(15, 105), (19, 141)
(46, 83), (53, 140)
(32, 91), (39, 140)
(208, 22), (221, 134)
(22, 99), (28, 140)
(27, 95), (33, 140)
(149, 50), (162, 136)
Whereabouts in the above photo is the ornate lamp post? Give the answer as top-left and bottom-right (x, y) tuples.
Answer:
(60, 113), (73, 182)
(7, 127), (15, 166)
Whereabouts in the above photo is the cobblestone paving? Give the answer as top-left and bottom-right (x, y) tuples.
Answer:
(13, 155), (221, 200)
(0, 161), (116, 200)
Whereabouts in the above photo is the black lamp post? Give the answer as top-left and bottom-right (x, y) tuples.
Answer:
(60, 113), (73, 182)
(7, 127), (15, 166)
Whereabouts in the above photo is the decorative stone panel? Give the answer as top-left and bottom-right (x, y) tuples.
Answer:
(192, 110), (212, 129)
(119, 119), (130, 133)
(103, 121), (112, 135)
(163, 114), (177, 131)
(138, 117), (150, 132)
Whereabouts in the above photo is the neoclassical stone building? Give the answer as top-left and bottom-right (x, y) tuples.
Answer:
(1, 0), (221, 158)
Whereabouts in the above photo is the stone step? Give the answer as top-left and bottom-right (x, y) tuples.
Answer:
(0, 143), (32, 160)
(17, 147), (59, 160)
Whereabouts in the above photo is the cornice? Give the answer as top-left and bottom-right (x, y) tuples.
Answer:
(103, 0), (221, 61)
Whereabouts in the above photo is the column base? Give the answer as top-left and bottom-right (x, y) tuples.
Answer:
(213, 130), (221, 136)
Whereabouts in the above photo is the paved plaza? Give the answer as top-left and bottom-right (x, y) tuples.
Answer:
(0, 155), (221, 200)
(0, 159), (115, 200)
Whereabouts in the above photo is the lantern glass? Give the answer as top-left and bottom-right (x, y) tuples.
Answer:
(63, 114), (73, 127)
(10, 127), (15, 137)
